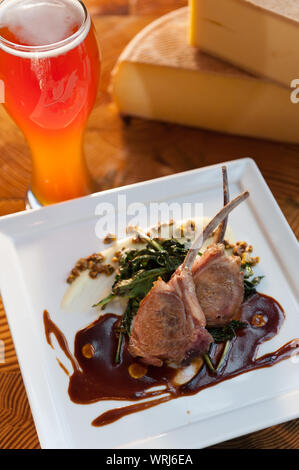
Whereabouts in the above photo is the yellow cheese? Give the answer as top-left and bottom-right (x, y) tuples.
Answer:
(112, 8), (299, 143)
(190, 0), (299, 87)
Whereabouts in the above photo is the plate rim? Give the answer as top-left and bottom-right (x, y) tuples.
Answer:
(0, 157), (299, 449)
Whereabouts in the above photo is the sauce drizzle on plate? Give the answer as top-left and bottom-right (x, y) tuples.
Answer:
(43, 293), (299, 427)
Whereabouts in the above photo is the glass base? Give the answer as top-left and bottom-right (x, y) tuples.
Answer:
(25, 189), (43, 210)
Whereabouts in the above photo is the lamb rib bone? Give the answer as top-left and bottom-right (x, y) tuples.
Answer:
(183, 190), (249, 271)
(213, 165), (229, 244)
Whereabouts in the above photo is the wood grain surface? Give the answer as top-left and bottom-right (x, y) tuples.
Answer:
(0, 0), (299, 449)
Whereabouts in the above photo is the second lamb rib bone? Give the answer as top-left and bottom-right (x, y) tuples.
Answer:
(183, 190), (249, 271)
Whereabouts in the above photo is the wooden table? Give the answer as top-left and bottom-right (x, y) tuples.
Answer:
(0, 0), (299, 449)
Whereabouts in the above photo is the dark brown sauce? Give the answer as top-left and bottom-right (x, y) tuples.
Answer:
(43, 293), (299, 427)
(44, 310), (80, 373)
(92, 396), (172, 427)
(56, 358), (70, 376)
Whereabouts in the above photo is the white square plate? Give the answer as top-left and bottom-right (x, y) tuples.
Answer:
(0, 158), (299, 449)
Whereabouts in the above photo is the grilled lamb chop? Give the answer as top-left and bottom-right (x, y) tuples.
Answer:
(192, 167), (244, 326)
(128, 190), (249, 366)
(128, 268), (212, 367)
(192, 244), (243, 326)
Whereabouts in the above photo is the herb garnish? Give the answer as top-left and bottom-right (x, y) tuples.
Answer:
(242, 262), (264, 300)
(114, 298), (139, 363)
(94, 238), (189, 308)
(203, 340), (231, 374)
(207, 320), (248, 343)
(94, 238), (189, 362)
(203, 320), (247, 373)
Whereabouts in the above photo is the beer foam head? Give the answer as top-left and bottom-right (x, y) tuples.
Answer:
(0, 0), (90, 57)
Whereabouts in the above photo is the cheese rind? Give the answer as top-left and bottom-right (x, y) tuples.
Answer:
(112, 8), (299, 143)
(190, 0), (299, 87)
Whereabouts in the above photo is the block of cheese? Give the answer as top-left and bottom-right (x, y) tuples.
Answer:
(112, 7), (299, 143)
(189, 0), (299, 87)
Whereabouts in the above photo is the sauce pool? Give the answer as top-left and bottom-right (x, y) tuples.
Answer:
(43, 293), (299, 427)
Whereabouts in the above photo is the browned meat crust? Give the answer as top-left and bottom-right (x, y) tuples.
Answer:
(128, 268), (213, 366)
(192, 244), (244, 326)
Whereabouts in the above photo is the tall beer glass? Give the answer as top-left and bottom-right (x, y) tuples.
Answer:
(0, 0), (100, 206)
